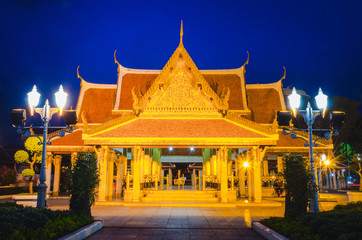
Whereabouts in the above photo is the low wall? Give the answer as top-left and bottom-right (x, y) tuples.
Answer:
(347, 191), (362, 202)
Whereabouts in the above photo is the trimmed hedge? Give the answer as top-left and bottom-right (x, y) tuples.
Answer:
(0, 186), (28, 196)
(261, 201), (362, 240)
(0, 203), (93, 240)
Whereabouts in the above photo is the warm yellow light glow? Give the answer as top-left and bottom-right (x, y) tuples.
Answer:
(288, 87), (301, 117)
(27, 85), (40, 116)
(55, 85), (68, 115)
(243, 161), (249, 168)
(321, 154), (327, 161)
(324, 160), (330, 165)
(315, 88), (328, 116)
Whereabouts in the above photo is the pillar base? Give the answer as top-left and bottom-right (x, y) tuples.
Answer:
(52, 191), (59, 196)
(220, 197), (228, 203)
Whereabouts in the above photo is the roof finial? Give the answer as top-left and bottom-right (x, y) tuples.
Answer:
(180, 20), (183, 45)
(242, 51), (249, 67)
(77, 66), (85, 86)
(114, 50), (120, 66)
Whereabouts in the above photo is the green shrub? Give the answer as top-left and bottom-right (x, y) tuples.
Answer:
(0, 166), (17, 186)
(261, 201), (362, 240)
(0, 204), (93, 240)
(283, 154), (314, 219)
(0, 186), (29, 195)
(69, 153), (99, 217)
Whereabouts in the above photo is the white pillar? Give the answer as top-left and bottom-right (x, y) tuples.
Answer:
(192, 169), (196, 188)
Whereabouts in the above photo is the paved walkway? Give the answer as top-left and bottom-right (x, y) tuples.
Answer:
(48, 199), (285, 239)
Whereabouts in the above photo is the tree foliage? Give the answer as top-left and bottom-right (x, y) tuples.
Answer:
(69, 153), (99, 217)
(283, 154), (314, 219)
(330, 96), (362, 153)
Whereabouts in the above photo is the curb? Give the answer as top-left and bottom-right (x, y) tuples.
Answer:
(59, 219), (104, 240)
(252, 221), (289, 240)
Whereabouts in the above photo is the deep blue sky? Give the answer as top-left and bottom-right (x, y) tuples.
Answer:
(1, 0), (361, 145)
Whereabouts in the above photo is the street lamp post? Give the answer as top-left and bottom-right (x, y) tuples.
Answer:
(11, 85), (76, 208)
(277, 87), (343, 213)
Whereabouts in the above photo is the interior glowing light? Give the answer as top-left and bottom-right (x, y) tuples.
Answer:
(321, 154), (327, 161)
(27, 85), (41, 116)
(244, 200), (248, 203)
(315, 88), (328, 117)
(55, 85), (68, 115)
(243, 161), (249, 168)
(169, 147), (173, 151)
(288, 87), (301, 117)
(190, 147), (194, 151)
(324, 160), (330, 165)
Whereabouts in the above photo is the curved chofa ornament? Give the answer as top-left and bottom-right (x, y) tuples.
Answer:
(280, 66), (286, 87)
(242, 51), (249, 74)
(77, 66), (86, 87)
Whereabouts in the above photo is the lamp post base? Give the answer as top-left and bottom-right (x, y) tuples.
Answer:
(36, 183), (47, 208)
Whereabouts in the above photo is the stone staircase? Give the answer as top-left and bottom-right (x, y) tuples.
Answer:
(141, 190), (218, 203)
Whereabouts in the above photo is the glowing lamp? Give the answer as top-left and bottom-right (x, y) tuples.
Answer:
(55, 85), (68, 115)
(169, 147), (173, 151)
(27, 85), (41, 116)
(324, 160), (330, 166)
(315, 88), (328, 117)
(190, 147), (194, 151)
(243, 161), (249, 168)
(321, 154), (327, 161)
(288, 87), (301, 116)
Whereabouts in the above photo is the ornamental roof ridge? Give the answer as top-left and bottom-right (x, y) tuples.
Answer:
(132, 40), (229, 114)
(85, 113), (137, 135)
(225, 112), (276, 136)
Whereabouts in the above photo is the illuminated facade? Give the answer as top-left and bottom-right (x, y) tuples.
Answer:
(46, 24), (333, 204)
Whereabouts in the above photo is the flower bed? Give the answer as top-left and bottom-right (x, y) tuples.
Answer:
(260, 201), (362, 240)
(0, 203), (93, 240)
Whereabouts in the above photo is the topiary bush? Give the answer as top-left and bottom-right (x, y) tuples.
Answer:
(69, 152), (99, 217)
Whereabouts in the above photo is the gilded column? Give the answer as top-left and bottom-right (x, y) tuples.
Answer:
(96, 147), (107, 201)
(277, 156), (283, 173)
(106, 150), (115, 200)
(132, 146), (141, 202)
(220, 147), (228, 203)
(239, 167), (246, 197)
(168, 169), (172, 186)
(45, 152), (53, 194)
(263, 159), (268, 176)
(116, 155), (123, 198)
(252, 147), (262, 202)
(52, 155), (62, 196)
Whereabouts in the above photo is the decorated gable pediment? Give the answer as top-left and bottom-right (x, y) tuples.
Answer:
(132, 42), (229, 116)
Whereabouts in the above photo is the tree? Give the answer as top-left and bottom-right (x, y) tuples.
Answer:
(14, 137), (42, 194)
(69, 153), (99, 217)
(283, 154), (314, 218)
(331, 96), (362, 154)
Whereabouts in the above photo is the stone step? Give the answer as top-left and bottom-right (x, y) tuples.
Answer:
(123, 202), (235, 207)
(141, 197), (219, 202)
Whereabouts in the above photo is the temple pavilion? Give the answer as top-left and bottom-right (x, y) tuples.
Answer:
(46, 23), (335, 205)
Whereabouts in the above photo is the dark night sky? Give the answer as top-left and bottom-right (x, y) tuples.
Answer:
(0, 0), (361, 145)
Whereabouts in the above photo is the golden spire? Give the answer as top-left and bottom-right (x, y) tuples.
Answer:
(179, 20), (183, 45)
(242, 51), (249, 67)
(114, 50), (120, 65)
